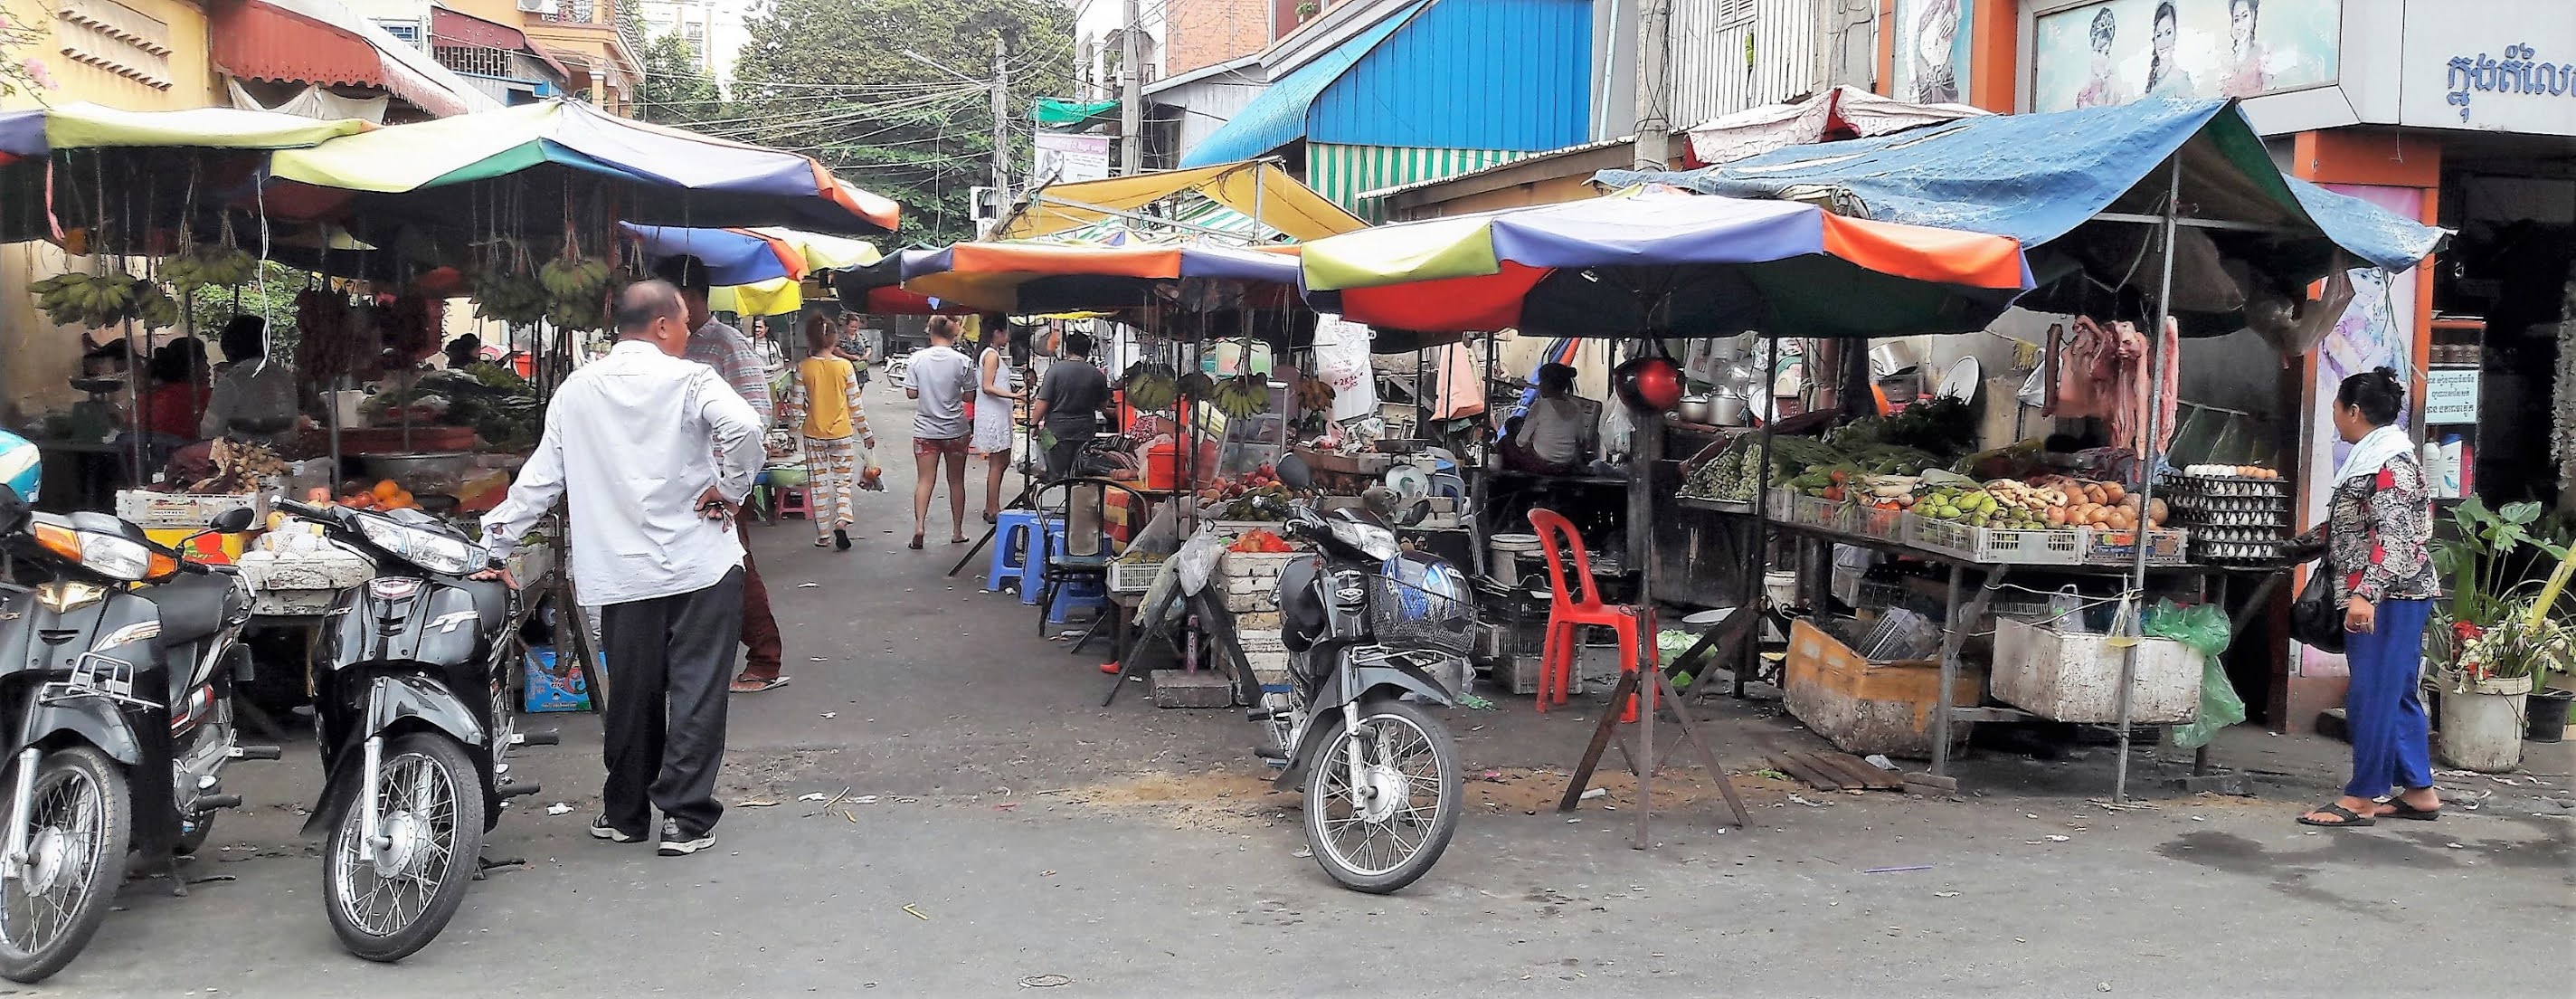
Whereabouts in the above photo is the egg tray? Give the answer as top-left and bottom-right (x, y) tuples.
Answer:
(2193, 538), (2287, 565)
(2164, 474), (2292, 500)
(2168, 508), (2293, 529)
(2192, 526), (2289, 544)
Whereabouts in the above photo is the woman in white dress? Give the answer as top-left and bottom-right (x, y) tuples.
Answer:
(972, 336), (1021, 523)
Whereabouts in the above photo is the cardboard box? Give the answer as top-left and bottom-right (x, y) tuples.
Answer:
(1783, 618), (1983, 758)
(119, 490), (267, 530)
(522, 645), (593, 713)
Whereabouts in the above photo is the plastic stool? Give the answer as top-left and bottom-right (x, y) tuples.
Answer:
(985, 509), (1046, 595)
(1046, 575), (1109, 626)
(774, 487), (811, 520)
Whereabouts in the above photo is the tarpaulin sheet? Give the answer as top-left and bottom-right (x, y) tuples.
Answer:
(1598, 97), (2443, 277)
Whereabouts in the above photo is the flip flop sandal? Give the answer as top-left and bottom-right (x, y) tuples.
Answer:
(814, 538), (832, 547)
(2377, 797), (2440, 821)
(730, 676), (791, 694)
(2297, 802), (2376, 828)
(834, 528), (851, 551)
(907, 535), (924, 550)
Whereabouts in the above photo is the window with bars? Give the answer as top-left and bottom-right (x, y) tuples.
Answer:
(435, 45), (511, 78)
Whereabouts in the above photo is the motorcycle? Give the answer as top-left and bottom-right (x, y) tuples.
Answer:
(1255, 499), (1473, 893)
(0, 487), (267, 984)
(273, 497), (553, 963)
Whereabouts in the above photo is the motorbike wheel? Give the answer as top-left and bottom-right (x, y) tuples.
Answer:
(323, 733), (485, 963)
(1300, 698), (1462, 894)
(0, 747), (132, 984)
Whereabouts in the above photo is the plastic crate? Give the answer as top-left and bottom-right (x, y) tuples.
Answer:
(1852, 503), (1908, 541)
(2081, 527), (2189, 566)
(1903, 514), (2085, 565)
(1106, 557), (1160, 595)
(1768, 487), (1853, 532)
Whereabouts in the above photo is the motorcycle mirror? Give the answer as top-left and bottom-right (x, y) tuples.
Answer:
(1274, 453), (1312, 491)
(207, 507), (258, 533)
(0, 485), (27, 535)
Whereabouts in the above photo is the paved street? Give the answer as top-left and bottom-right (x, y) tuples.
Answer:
(33, 389), (2575, 997)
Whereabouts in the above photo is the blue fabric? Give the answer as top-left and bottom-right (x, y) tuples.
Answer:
(1596, 97), (2444, 276)
(1179, 3), (1427, 167)
(2342, 597), (2435, 799)
(621, 224), (793, 285)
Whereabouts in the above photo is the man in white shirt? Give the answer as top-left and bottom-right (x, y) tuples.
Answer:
(478, 280), (763, 858)
(1501, 363), (1597, 474)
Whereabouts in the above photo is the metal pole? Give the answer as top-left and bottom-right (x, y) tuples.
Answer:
(2112, 157), (2184, 802)
(991, 34), (1011, 214)
(1631, 0), (1672, 172)
(1737, 335), (1778, 699)
(1119, 0), (1144, 176)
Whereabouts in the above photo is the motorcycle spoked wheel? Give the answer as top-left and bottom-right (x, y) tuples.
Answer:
(0, 747), (132, 984)
(324, 733), (485, 963)
(1300, 698), (1462, 894)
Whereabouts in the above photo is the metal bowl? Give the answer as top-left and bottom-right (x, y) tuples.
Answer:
(1676, 397), (1715, 424)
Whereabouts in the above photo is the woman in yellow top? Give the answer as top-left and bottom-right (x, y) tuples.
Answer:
(783, 316), (876, 550)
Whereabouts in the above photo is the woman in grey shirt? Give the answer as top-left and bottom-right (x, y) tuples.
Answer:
(904, 316), (978, 549)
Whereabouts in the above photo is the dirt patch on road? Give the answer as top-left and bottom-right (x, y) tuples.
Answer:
(1056, 769), (1300, 832)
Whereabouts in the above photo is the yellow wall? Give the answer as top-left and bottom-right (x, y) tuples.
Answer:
(0, 0), (223, 423)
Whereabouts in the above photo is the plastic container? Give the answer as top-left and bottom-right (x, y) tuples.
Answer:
(1903, 514), (2085, 565)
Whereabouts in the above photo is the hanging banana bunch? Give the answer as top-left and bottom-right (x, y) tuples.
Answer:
(160, 243), (257, 293)
(1210, 375), (1271, 419)
(1120, 361), (1180, 412)
(29, 272), (180, 329)
(1293, 374), (1335, 414)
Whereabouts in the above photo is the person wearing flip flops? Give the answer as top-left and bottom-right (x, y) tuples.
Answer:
(783, 315), (875, 555)
(2299, 368), (2442, 829)
(904, 316), (979, 550)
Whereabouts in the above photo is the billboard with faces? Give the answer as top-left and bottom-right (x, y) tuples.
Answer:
(2031, 0), (2340, 113)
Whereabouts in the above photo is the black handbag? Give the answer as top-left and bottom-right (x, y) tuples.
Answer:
(2291, 555), (2347, 653)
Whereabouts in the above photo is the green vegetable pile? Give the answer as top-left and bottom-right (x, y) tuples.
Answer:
(1825, 395), (1977, 460)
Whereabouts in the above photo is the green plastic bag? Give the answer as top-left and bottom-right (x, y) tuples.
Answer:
(2145, 599), (2245, 749)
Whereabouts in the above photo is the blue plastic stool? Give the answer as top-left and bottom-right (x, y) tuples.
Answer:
(985, 509), (1046, 597)
(1039, 519), (1114, 625)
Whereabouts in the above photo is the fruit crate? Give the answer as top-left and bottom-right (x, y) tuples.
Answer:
(1852, 503), (1908, 542)
(1768, 487), (1855, 532)
(2079, 527), (2189, 566)
(1902, 513), (2085, 565)
(1106, 557), (1162, 595)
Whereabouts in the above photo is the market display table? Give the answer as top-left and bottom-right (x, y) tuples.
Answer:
(1671, 498), (2278, 783)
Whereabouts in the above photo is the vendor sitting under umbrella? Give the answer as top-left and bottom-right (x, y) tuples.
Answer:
(200, 317), (304, 444)
(1499, 363), (1598, 476)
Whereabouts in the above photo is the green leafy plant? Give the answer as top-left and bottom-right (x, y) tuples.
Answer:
(2433, 500), (2567, 628)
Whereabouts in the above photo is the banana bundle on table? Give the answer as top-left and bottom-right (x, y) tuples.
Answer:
(30, 272), (180, 329)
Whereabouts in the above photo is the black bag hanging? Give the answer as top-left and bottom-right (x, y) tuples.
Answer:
(2290, 556), (2347, 654)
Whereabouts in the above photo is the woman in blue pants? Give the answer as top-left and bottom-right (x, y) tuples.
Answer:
(2299, 367), (2442, 828)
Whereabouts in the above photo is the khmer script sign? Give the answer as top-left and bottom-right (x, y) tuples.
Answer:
(2401, 1), (2576, 135)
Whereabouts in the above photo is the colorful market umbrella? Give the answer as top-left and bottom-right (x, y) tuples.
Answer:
(267, 99), (901, 236)
(0, 103), (375, 244)
(901, 240), (1302, 315)
(1300, 187), (2031, 338)
(623, 224), (886, 316)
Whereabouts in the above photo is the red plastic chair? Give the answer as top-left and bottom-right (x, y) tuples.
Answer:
(1525, 509), (1656, 722)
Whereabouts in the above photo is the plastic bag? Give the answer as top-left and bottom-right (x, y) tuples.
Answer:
(1173, 526), (1228, 597)
(1598, 401), (1634, 463)
(2144, 598), (2245, 749)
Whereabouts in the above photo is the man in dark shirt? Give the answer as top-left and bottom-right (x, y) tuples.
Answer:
(1029, 331), (1109, 478)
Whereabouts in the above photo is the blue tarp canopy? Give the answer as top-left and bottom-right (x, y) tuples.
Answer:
(1597, 97), (2444, 283)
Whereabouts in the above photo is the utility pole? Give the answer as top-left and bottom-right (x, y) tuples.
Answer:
(1632, 0), (1672, 171)
(1118, 0), (1142, 175)
(991, 33), (1011, 219)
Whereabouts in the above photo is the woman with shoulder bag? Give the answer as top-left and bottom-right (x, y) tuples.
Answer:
(2297, 367), (2442, 829)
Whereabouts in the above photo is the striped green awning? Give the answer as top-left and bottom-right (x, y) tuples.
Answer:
(1304, 142), (1530, 223)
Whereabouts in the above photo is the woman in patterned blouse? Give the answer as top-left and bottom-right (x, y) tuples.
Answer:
(2299, 367), (2441, 828)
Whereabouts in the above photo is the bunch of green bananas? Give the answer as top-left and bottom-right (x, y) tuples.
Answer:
(537, 256), (614, 331)
(1208, 375), (1271, 419)
(1119, 361), (1179, 411)
(29, 272), (180, 329)
(471, 262), (549, 327)
(160, 244), (257, 292)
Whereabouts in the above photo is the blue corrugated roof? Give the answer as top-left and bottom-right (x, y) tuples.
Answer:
(1178, 2), (1428, 168)
(1312, 0), (1591, 151)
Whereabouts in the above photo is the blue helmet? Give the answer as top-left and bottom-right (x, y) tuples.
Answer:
(0, 431), (36, 506)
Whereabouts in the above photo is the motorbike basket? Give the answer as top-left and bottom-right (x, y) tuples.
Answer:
(1366, 575), (1477, 656)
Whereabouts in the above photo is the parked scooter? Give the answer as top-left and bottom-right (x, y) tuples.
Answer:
(0, 487), (268, 984)
(273, 497), (553, 962)
(1254, 494), (1472, 893)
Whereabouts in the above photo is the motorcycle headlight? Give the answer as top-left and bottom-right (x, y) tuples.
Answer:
(31, 522), (174, 582)
(355, 513), (484, 576)
(1330, 520), (1400, 561)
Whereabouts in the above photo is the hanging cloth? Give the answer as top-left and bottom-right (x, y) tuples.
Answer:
(1431, 340), (1485, 420)
(227, 80), (389, 124)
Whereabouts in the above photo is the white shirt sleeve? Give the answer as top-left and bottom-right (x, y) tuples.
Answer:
(479, 403), (569, 559)
(694, 367), (765, 502)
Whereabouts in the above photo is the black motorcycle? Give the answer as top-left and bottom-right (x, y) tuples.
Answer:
(0, 487), (266, 984)
(1257, 500), (1472, 893)
(273, 498), (552, 962)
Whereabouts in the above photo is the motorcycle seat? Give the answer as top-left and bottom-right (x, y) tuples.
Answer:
(140, 573), (233, 651)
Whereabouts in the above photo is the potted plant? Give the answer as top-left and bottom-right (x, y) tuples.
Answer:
(1296, 2), (1319, 21)
(2429, 500), (2571, 768)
